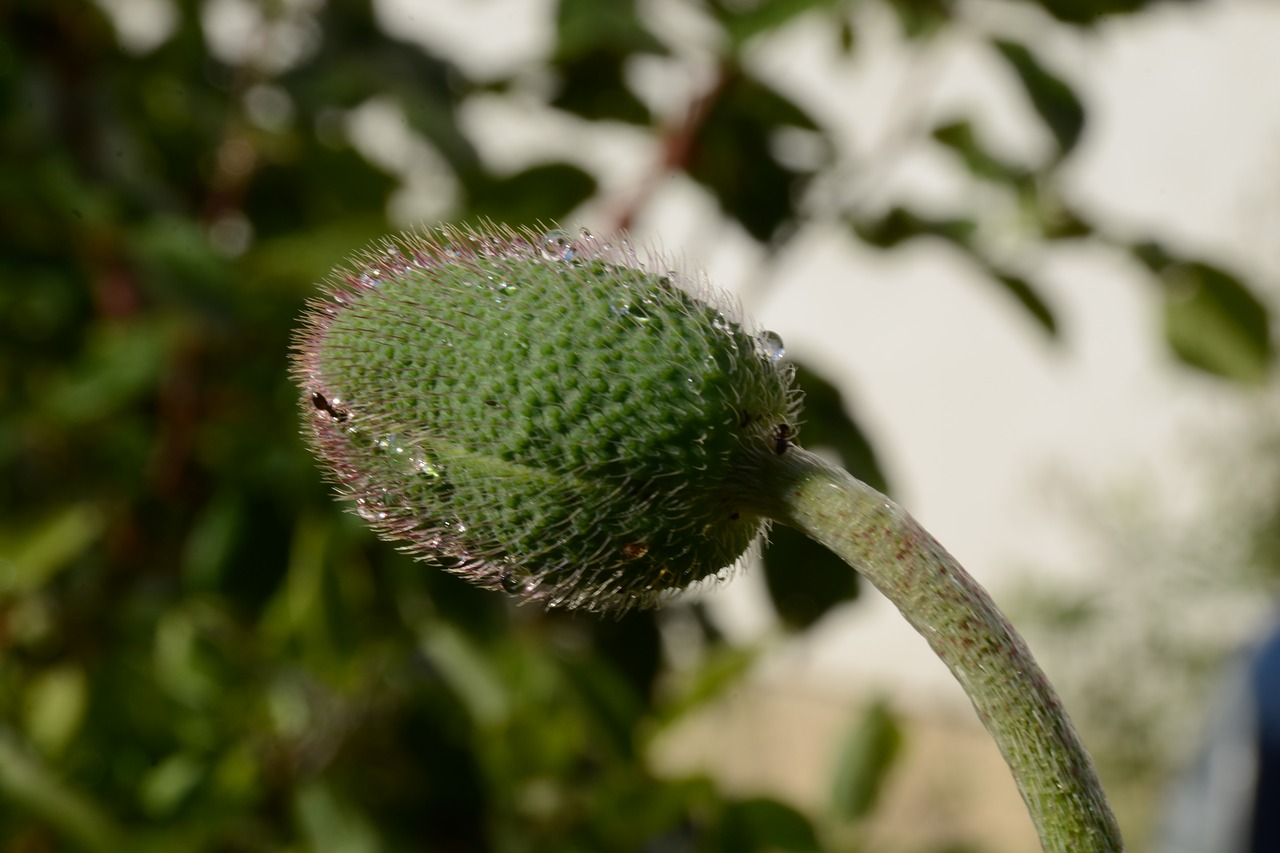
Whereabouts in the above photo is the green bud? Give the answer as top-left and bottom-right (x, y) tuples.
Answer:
(292, 224), (798, 612)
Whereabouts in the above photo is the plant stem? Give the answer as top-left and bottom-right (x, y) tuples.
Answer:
(748, 446), (1124, 853)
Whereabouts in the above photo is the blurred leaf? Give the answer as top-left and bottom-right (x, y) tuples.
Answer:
(138, 752), (205, 818)
(994, 39), (1086, 157)
(45, 319), (168, 424)
(295, 781), (381, 853)
(207, 743), (261, 808)
(885, 0), (950, 38)
(23, 666), (87, 758)
(417, 623), (509, 727)
(180, 493), (244, 591)
(764, 524), (859, 631)
(656, 644), (760, 727)
(1135, 242), (1272, 382)
(933, 121), (1092, 239)
(711, 0), (844, 48)
(557, 655), (644, 759)
(931, 119), (1031, 183)
(574, 608), (664, 703)
(554, 0), (666, 59)
(129, 215), (233, 313)
(0, 728), (125, 853)
(852, 205), (975, 249)
(260, 512), (358, 659)
(991, 271), (1058, 337)
(1029, 0), (1200, 26)
(551, 50), (652, 123)
(0, 504), (103, 596)
(831, 699), (903, 822)
(687, 72), (824, 241)
(550, 0), (663, 125)
(153, 608), (221, 708)
(724, 797), (821, 851)
(1017, 180), (1094, 241)
(467, 163), (597, 226)
(247, 213), (393, 286)
(313, 2), (480, 176)
(851, 202), (1061, 338)
(839, 17), (857, 53)
(1041, 206), (1093, 240)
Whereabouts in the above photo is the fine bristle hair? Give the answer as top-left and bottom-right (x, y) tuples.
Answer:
(291, 222), (800, 614)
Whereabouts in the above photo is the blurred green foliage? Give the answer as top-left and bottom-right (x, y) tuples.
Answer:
(0, 0), (1267, 850)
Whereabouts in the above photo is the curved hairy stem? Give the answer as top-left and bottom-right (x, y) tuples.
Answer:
(749, 446), (1124, 853)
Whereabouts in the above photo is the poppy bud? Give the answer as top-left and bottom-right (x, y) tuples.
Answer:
(292, 224), (797, 612)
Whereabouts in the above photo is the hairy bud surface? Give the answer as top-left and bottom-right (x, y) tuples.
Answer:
(292, 224), (798, 611)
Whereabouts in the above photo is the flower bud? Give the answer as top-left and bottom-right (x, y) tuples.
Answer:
(292, 224), (797, 612)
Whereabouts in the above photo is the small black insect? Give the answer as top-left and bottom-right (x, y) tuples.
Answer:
(774, 423), (791, 455)
(311, 391), (348, 422)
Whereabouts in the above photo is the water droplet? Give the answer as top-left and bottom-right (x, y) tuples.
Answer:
(755, 330), (785, 363)
(359, 267), (383, 287)
(474, 237), (502, 258)
(380, 247), (405, 271)
(409, 456), (442, 477)
(612, 298), (650, 323)
(501, 570), (537, 595)
(540, 229), (575, 261)
(374, 435), (406, 455)
(355, 498), (387, 521)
